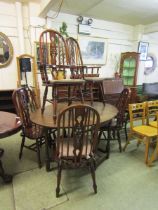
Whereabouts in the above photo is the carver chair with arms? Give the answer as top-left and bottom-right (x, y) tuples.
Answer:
(98, 88), (130, 156)
(55, 104), (100, 197)
(12, 87), (45, 168)
(66, 37), (105, 105)
(123, 102), (157, 164)
(39, 30), (84, 120)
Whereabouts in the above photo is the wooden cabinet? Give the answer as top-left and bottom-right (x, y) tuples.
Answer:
(0, 89), (15, 113)
(103, 78), (124, 105)
(119, 52), (140, 103)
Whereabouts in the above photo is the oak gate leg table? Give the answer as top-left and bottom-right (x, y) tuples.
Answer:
(0, 111), (21, 183)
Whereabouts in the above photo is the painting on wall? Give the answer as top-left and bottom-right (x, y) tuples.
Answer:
(138, 41), (149, 61)
(78, 36), (107, 65)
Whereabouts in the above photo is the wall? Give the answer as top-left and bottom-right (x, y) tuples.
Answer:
(0, 1), (158, 91)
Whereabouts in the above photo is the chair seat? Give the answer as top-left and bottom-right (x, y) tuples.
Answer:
(49, 79), (85, 84)
(132, 125), (157, 137)
(149, 121), (157, 128)
(84, 77), (105, 82)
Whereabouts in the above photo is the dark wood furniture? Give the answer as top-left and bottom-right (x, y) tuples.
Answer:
(12, 87), (46, 168)
(0, 111), (21, 183)
(39, 30), (85, 121)
(103, 78), (124, 105)
(0, 89), (15, 113)
(119, 52), (140, 103)
(30, 102), (118, 171)
(66, 37), (105, 105)
(98, 88), (131, 155)
(55, 104), (100, 197)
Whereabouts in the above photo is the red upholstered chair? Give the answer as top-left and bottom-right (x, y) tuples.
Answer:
(39, 30), (84, 120)
(55, 104), (100, 197)
(66, 37), (105, 105)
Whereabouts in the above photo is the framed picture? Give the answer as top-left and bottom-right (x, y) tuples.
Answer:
(138, 41), (149, 61)
(78, 36), (107, 65)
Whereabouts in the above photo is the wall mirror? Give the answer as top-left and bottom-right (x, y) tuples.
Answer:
(0, 32), (13, 68)
(144, 54), (157, 75)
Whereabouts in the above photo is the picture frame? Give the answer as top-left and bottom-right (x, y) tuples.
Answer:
(78, 36), (107, 65)
(138, 41), (149, 61)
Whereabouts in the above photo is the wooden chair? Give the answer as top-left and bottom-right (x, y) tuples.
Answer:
(66, 37), (105, 105)
(12, 87), (45, 168)
(123, 102), (157, 164)
(146, 100), (158, 127)
(98, 88), (130, 156)
(55, 104), (100, 197)
(39, 30), (84, 120)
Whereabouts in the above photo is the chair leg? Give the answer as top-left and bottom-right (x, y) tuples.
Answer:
(117, 130), (122, 152)
(36, 139), (42, 168)
(41, 86), (48, 114)
(123, 132), (132, 151)
(19, 135), (25, 159)
(144, 137), (150, 164)
(99, 82), (105, 105)
(89, 159), (97, 194)
(124, 121), (128, 142)
(148, 137), (158, 166)
(56, 161), (62, 197)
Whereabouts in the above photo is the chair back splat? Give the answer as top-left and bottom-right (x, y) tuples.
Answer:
(55, 104), (100, 197)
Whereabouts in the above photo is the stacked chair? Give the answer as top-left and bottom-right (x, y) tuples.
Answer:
(39, 29), (85, 121)
(66, 37), (105, 105)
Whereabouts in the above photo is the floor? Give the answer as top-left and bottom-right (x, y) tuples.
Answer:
(1, 131), (158, 210)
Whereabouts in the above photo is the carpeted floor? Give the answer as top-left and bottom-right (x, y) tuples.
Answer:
(1, 131), (158, 210)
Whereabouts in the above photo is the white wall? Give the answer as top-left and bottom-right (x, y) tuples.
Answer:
(0, 1), (158, 90)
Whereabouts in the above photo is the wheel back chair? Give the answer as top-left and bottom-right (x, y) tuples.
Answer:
(123, 102), (158, 164)
(39, 29), (84, 121)
(66, 37), (105, 105)
(55, 104), (100, 197)
(98, 88), (131, 157)
(12, 87), (45, 168)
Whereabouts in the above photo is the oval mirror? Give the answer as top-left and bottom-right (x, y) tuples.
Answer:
(0, 32), (13, 68)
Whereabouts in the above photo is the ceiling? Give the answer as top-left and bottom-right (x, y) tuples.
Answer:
(50, 0), (158, 26)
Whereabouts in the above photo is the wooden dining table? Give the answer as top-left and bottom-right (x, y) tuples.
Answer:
(0, 111), (22, 183)
(30, 102), (118, 171)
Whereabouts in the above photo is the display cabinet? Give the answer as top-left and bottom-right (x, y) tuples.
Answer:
(120, 52), (140, 86)
(119, 52), (140, 103)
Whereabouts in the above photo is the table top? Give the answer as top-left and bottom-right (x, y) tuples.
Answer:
(30, 102), (118, 128)
(0, 111), (22, 139)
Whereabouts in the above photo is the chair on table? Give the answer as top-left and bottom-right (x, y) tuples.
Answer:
(12, 87), (46, 168)
(123, 102), (157, 164)
(66, 37), (105, 105)
(39, 30), (84, 120)
(98, 88), (131, 156)
(55, 104), (100, 197)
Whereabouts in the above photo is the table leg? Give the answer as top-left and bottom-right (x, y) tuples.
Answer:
(44, 127), (51, 171)
(0, 148), (12, 183)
